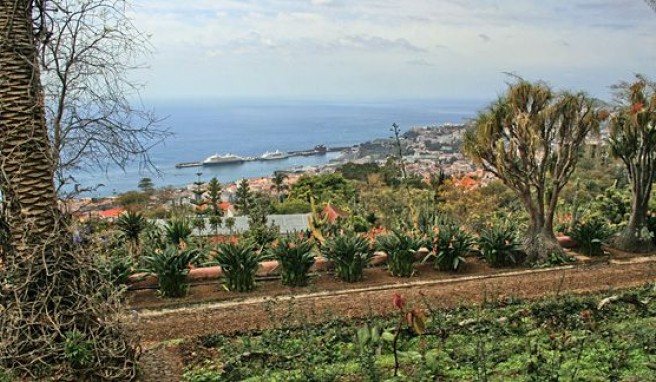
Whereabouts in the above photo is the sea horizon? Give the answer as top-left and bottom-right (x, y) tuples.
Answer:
(69, 98), (486, 197)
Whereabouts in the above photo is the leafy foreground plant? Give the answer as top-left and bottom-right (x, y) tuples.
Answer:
(425, 225), (474, 271)
(322, 233), (373, 282)
(568, 217), (614, 256)
(390, 293), (426, 377)
(375, 231), (424, 277)
(143, 245), (200, 297)
(213, 241), (259, 292)
(478, 225), (525, 267)
(180, 285), (656, 381)
(268, 235), (316, 287)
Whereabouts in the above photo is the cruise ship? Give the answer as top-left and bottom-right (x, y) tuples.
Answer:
(260, 150), (290, 161)
(202, 153), (246, 166)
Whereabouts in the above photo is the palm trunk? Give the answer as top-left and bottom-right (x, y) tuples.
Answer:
(0, 3), (138, 379)
(0, 0), (59, 255)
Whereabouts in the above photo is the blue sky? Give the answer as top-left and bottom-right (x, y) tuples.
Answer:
(130, 0), (656, 102)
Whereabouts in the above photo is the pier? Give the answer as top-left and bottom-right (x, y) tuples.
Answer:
(175, 145), (352, 169)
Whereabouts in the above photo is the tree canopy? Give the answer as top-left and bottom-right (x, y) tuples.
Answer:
(463, 79), (606, 262)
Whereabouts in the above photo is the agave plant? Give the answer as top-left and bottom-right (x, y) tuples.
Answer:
(478, 225), (525, 267)
(164, 218), (193, 246)
(425, 225), (474, 272)
(116, 210), (147, 254)
(568, 217), (614, 256)
(375, 231), (424, 277)
(322, 233), (373, 282)
(97, 245), (136, 287)
(213, 241), (259, 292)
(268, 236), (316, 287)
(142, 245), (200, 298)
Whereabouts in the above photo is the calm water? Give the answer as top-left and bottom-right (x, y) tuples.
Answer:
(72, 99), (484, 196)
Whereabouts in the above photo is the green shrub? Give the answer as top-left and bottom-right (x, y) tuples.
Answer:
(322, 233), (372, 282)
(268, 236), (316, 287)
(478, 225), (525, 267)
(213, 241), (259, 292)
(164, 218), (193, 245)
(375, 231), (424, 277)
(143, 245), (200, 297)
(425, 225), (474, 272)
(568, 217), (613, 256)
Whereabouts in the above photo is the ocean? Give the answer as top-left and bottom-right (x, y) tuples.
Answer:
(71, 99), (484, 197)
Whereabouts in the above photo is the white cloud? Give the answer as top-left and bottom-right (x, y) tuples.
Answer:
(130, 0), (656, 101)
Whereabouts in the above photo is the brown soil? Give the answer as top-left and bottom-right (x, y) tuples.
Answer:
(129, 259), (494, 311)
(135, 254), (656, 381)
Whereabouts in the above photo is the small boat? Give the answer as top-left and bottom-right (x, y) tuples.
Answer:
(260, 150), (290, 161)
(202, 153), (246, 166)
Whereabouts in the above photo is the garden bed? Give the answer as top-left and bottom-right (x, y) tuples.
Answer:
(129, 258), (497, 311)
(139, 258), (656, 381)
(135, 251), (656, 381)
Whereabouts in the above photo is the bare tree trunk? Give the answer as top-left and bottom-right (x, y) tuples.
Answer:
(617, 182), (654, 252)
(524, 213), (563, 263)
(520, 191), (564, 263)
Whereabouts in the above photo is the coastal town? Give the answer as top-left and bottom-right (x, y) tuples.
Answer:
(64, 123), (479, 221)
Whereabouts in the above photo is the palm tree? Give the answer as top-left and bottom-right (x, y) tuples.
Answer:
(271, 173), (289, 202)
(116, 210), (147, 256)
(225, 217), (237, 235)
(0, 3), (138, 378)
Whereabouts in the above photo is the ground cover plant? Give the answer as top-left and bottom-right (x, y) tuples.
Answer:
(180, 285), (656, 381)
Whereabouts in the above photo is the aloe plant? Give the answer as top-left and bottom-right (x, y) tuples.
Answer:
(568, 217), (614, 256)
(375, 231), (423, 277)
(164, 218), (193, 245)
(268, 236), (316, 287)
(478, 225), (525, 267)
(213, 241), (259, 292)
(142, 245), (200, 297)
(322, 233), (372, 282)
(104, 251), (136, 286)
(424, 225), (474, 272)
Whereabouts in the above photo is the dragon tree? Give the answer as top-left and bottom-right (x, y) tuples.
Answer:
(463, 79), (606, 263)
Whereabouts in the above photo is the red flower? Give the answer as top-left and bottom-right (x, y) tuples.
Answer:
(631, 102), (644, 114)
(392, 293), (405, 310)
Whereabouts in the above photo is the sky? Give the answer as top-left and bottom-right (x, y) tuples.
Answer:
(129, 0), (656, 102)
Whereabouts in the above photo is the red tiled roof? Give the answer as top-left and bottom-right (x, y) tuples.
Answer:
(98, 207), (125, 219)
